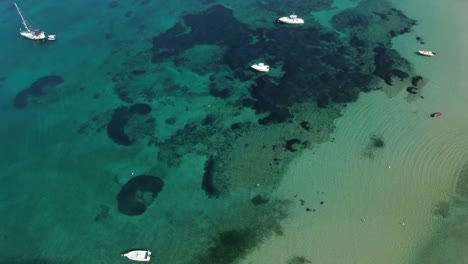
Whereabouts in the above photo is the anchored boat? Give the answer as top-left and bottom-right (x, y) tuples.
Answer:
(14, 2), (55, 41)
(251, 62), (270, 72)
(278, 14), (304, 25)
(418, 50), (436, 57)
(121, 249), (152, 262)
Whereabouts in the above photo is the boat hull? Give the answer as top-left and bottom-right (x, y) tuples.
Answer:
(20, 31), (46, 40)
(278, 17), (304, 24)
(121, 250), (151, 262)
(418, 50), (435, 57)
(251, 64), (270, 72)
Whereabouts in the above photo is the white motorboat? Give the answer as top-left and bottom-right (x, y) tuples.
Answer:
(48, 35), (56, 41)
(278, 14), (304, 25)
(418, 50), (436, 57)
(14, 2), (54, 41)
(251, 63), (270, 73)
(121, 249), (152, 262)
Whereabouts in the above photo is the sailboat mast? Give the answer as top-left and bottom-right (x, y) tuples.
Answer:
(14, 2), (30, 32)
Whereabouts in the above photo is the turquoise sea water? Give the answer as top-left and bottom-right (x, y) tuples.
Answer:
(1, 0), (468, 263)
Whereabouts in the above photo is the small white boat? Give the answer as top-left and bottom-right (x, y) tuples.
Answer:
(251, 63), (270, 73)
(14, 2), (55, 41)
(121, 249), (151, 262)
(278, 14), (304, 25)
(418, 50), (436, 57)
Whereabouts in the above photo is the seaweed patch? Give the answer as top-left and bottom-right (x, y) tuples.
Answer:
(196, 229), (261, 264)
(202, 157), (220, 198)
(13, 75), (64, 109)
(117, 175), (164, 216)
(106, 103), (153, 146)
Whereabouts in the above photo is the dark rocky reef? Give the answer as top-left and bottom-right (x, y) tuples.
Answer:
(285, 139), (302, 152)
(196, 229), (261, 264)
(331, 1), (415, 85)
(130, 103), (152, 115)
(117, 175), (164, 216)
(331, 2), (416, 39)
(165, 117), (177, 125)
(209, 87), (231, 99)
(202, 158), (220, 198)
(257, 107), (293, 125)
(156, 122), (221, 167)
(406, 86), (418, 94)
(146, 2), (416, 128)
(372, 47), (412, 85)
(131, 69), (146, 76)
(201, 114), (217, 126)
(370, 135), (385, 148)
(149, 4), (385, 125)
(392, 69), (409, 79)
(411, 76), (423, 86)
(373, 47), (395, 85)
(107, 106), (135, 146)
(433, 201), (450, 218)
(251, 195), (269, 206)
(13, 75), (64, 109)
(151, 5), (251, 63)
(230, 122), (243, 130)
(287, 256), (312, 264)
(106, 103), (152, 146)
(416, 36), (425, 44)
(300, 121), (312, 131)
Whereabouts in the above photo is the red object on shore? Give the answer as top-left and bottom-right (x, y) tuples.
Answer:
(430, 112), (442, 118)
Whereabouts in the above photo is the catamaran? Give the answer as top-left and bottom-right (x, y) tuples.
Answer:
(14, 2), (55, 41)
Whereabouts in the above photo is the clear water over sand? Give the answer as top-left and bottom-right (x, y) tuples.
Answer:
(243, 0), (468, 263)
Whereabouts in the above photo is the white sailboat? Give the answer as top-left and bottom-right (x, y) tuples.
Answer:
(14, 2), (55, 41)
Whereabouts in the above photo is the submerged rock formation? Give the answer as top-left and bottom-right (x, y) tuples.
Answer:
(13, 75), (64, 109)
(117, 175), (164, 216)
(106, 103), (152, 146)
